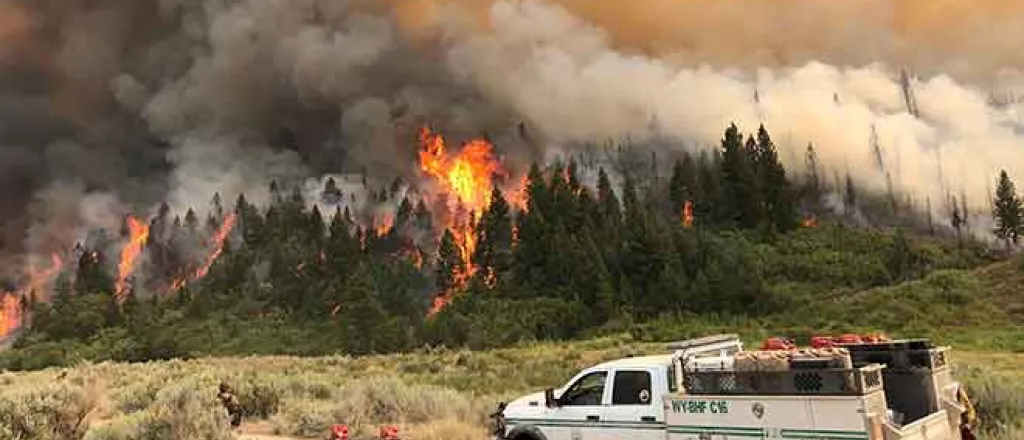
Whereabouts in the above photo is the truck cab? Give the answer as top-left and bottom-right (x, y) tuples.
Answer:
(494, 335), (742, 440)
(492, 334), (973, 440)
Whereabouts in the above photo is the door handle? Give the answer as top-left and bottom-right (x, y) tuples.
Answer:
(640, 416), (656, 422)
(586, 415), (600, 422)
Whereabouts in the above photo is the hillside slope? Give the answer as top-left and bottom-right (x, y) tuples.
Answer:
(632, 258), (1024, 352)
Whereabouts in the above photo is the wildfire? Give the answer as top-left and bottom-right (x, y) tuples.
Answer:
(681, 200), (694, 228)
(0, 252), (62, 340)
(418, 127), (506, 214)
(417, 126), (506, 317)
(194, 213), (238, 280)
(172, 213), (238, 290)
(374, 215), (394, 237)
(426, 291), (454, 319)
(0, 294), (20, 341)
(115, 216), (150, 302)
(802, 214), (819, 228)
(506, 175), (530, 212)
(23, 253), (64, 302)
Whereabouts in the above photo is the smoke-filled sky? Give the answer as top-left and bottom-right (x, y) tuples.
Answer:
(2, 0), (1024, 274)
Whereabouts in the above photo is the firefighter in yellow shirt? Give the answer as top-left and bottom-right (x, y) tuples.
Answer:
(957, 385), (977, 440)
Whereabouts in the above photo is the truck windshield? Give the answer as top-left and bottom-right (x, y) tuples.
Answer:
(561, 371), (607, 406)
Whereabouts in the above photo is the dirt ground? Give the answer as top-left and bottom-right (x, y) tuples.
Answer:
(234, 421), (305, 440)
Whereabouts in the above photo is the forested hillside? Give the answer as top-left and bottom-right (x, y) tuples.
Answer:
(0, 123), (1003, 371)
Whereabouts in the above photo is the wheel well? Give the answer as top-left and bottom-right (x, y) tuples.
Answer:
(507, 426), (547, 440)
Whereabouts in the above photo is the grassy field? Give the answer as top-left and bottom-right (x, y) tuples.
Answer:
(3, 259), (1024, 440)
(0, 334), (1021, 440)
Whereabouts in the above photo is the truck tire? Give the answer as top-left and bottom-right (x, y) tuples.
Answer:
(507, 426), (548, 440)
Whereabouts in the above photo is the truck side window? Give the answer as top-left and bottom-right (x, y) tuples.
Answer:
(612, 370), (653, 405)
(561, 371), (607, 406)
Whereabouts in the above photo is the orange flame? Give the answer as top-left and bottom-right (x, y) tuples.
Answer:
(419, 127), (506, 215)
(0, 293), (21, 340)
(506, 175), (530, 212)
(375, 215), (394, 237)
(171, 213), (238, 290)
(681, 200), (694, 228)
(802, 214), (819, 228)
(23, 253), (64, 302)
(115, 216), (150, 302)
(0, 253), (65, 340)
(194, 213), (238, 280)
(426, 291), (454, 319)
(418, 127), (506, 317)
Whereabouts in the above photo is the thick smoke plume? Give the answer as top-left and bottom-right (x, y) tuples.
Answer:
(1, 0), (1023, 285)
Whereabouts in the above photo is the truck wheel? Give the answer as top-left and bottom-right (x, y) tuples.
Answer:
(507, 426), (548, 440)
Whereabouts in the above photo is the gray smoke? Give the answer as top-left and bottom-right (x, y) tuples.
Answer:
(1, 0), (1023, 285)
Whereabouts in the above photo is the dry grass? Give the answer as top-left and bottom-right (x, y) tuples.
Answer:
(0, 334), (1020, 440)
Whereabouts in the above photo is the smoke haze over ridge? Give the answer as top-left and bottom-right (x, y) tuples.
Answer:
(1, 0), (1023, 279)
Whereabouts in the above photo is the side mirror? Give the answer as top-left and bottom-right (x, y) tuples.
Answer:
(544, 388), (559, 408)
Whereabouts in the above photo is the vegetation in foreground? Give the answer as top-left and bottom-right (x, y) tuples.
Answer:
(0, 335), (1021, 440)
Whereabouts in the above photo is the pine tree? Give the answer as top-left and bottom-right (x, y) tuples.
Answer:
(695, 151), (721, 226)
(596, 167), (622, 229)
(622, 174), (643, 227)
(323, 177), (342, 205)
(843, 173), (857, 216)
(992, 170), (1023, 245)
(396, 197), (414, 229)
(719, 124), (761, 228)
(75, 250), (114, 296)
(805, 143), (821, 196)
(184, 208), (198, 233)
(950, 194), (964, 246)
(211, 192), (224, 219)
(472, 187), (513, 281)
(959, 192), (970, 235)
(337, 264), (389, 355)
(525, 162), (551, 218)
(669, 153), (697, 215)
(309, 205), (325, 244)
(755, 124), (796, 232)
(436, 229), (462, 292)
(269, 179), (282, 204)
(414, 199), (433, 230)
(888, 228), (912, 281)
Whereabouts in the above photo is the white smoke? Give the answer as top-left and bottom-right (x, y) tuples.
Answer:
(441, 0), (1024, 222)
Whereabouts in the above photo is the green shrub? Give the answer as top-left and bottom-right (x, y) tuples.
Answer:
(0, 380), (101, 440)
(136, 379), (233, 440)
(236, 375), (284, 418)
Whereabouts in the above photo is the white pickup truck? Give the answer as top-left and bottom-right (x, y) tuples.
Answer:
(490, 334), (974, 440)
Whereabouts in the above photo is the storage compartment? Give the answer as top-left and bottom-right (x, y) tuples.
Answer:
(880, 369), (938, 425)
